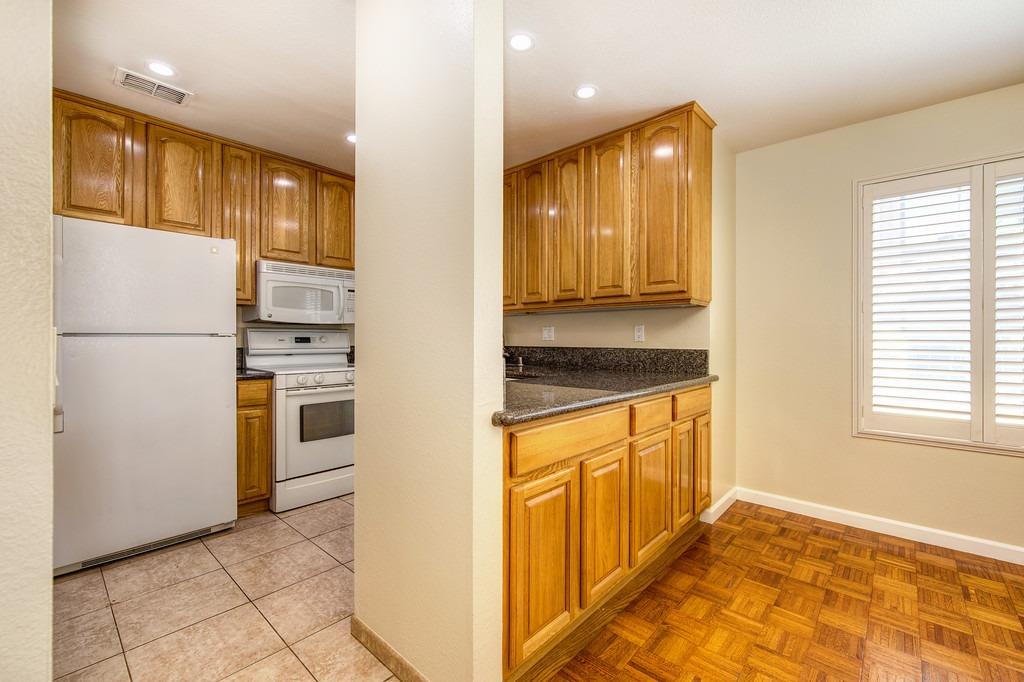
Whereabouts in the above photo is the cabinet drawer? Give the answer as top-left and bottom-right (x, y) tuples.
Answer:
(510, 407), (628, 477)
(673, 386), (710, 420)
(237, 379), (271, 408)
(630, 396), (672, 435)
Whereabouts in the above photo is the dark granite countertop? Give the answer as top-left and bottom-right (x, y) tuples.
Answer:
(494, 365), (718, 426)
(236, 368), (274, 381)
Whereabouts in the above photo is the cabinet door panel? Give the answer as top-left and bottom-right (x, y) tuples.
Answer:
(629, 429), (672, 567)
(637, 114), (687, 295)
(147, 125), (217, 236)
(316, 172), (355, 269)
(236, 404), (271, 504)
(54, 98), (134, 223)
(508, 467), (577, 666)
(695, 413), (712, 513)
(587, 133), (632, 299)
(260, 155), (314, 264)
(550, 149), (585, 301)
(671, 421), (695, 531)
(518, 162), (550, 304)
(221, 146), (258, 303)
(503, 172), (519, 307)
(580, 446), (628, 608)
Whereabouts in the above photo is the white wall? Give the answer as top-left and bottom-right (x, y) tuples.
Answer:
(736, 83), (1024, 545)
(353, 0), (503, 679)
(0, 0), (53, 676)
(503, 143), (738, 504)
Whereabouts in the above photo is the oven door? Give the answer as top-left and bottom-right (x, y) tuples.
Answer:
(277, 385), (354, 481)
(260, 276), (345, 325)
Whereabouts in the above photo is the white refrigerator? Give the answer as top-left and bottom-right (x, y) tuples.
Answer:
(54, 216), (237, 573)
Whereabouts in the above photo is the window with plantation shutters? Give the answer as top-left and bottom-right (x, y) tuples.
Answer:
(857, 157), (1024, 452)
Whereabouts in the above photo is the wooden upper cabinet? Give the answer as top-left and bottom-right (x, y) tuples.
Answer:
(671, 420), (695, 532)
(580, 446), (628, 608)
(221, 146), (258, 304)
(508, 467), (578, 667)
(518, 162), (550, 305)
(316, 172), (355, 269)
(53, 98), (137, 224)
(503, 172), (519, 307)
(629, 429), (672, 567)
(147, 125), (218, 236)
(550, 149), (585, 302)
(637, 113), (687, 296)
(260, 155), (315, 264)
(587, 132), (632, 300)
(695, 412), (712, 513)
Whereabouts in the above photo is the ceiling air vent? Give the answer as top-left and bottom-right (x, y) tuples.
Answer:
(113, 67), (193, 105)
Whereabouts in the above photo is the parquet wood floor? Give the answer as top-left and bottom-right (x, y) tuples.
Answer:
(552, 501), (1024, 681)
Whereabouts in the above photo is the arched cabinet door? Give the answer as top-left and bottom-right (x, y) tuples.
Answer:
(550, 148), (585, 302)
(587, 132), (632, 300)
(221, 146), (258, 303)
(636, 113), (688, 296)
(147, 125), (218, 236)
(316, 172), (355, 269)
(503, 172), (519, 308)
(53, 98), (137, 224)
(260, 155), (315, 264)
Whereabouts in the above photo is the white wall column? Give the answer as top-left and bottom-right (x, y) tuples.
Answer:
(353, 0), (503, 679)
(0, 0), (54, 676)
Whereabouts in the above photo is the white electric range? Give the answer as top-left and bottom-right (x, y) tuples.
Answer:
(244, 328), (354, 512)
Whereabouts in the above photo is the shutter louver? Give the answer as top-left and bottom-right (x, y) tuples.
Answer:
(870, 184), (972, 422)
(993, 174), (1024, 427)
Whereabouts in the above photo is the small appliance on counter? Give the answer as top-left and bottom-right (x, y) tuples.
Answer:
(242, 260), (354, 325)
(244, 328), (355, 511)
(53, 216), (237, 574)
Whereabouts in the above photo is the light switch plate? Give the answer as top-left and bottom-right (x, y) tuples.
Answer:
(634, 325), (645, 342)
(542, 326), (555, 341)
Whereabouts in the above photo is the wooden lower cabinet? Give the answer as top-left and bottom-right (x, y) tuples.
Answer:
(579, 446), (628, 608)
(629, 429), (673, 567)
(671, 420), (696, 531)
(695, 412), (712, 513)
(236, 379), (272, 513)
(503, 384), (712, 678)
(507, 466), (578, 668)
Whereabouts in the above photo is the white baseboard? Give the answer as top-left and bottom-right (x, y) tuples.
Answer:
(699, 486), (738, 524)
(721, 487), (1024, 565)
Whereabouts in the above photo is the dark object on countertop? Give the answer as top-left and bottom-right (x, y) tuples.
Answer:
(504, 346), (707, 374)
(236, 347), (244, 370)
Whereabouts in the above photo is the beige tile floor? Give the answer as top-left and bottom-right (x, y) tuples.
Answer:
(53, 493), (393, 682)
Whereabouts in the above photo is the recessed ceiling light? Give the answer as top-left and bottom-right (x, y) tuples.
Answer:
(509, 34), (534, 51)
(147, 62), (175, 77)
(346, 133), (357, 144)
(574, 84), (598, 100)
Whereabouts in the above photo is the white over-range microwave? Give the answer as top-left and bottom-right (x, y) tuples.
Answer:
(243, 260), (355, 325)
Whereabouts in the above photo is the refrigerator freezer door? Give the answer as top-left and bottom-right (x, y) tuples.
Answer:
(55, 216), (235, 334)
(53, 335), (236, 570)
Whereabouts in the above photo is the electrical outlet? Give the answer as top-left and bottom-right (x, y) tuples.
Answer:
(634, 324), (645, 342)
(542, 326), (555, 341)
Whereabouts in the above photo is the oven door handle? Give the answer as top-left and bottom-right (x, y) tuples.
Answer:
(284, 385), (354, 395)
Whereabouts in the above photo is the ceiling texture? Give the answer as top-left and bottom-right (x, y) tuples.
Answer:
(55, 1), (1024, 175)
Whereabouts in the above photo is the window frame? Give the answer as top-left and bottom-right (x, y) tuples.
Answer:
(853, 151), (1024, 459)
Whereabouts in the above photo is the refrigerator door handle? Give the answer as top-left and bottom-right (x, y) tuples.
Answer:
(53, 330), (64, 434)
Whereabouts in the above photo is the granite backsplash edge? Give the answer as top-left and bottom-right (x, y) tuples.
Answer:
(504, 346), (708, 374)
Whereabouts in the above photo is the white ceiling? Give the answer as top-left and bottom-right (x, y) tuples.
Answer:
(55, 1), (1024, 175)
(53, 0), (356, 172)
